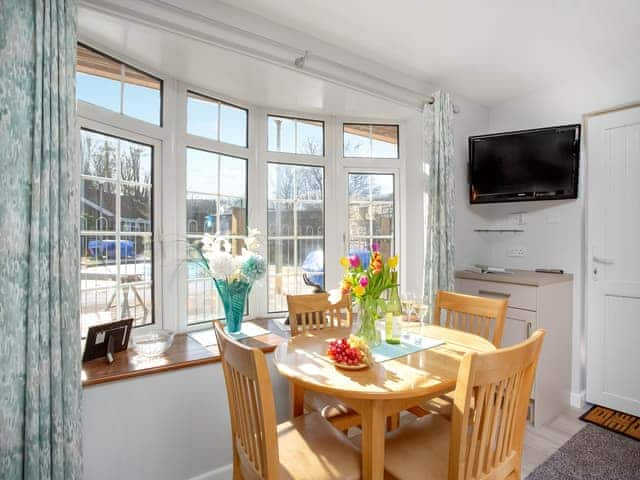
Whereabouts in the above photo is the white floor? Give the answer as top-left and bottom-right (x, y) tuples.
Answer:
(521, 407), (587, 477)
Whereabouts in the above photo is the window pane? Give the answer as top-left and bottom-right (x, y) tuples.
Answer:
(81, 180), (116, 231)
(80, 129), (155, 335)
(268, 116), (296, 153)
(219, 103), (248, 147)
(348, 204), (370, 236)
(120, 138), (152, 184)
(268, 164), (324, 312)
(372, 203), (393, 235)
(120, 184), (151, 232)
(187, 245), (224, 324)
(372, 125), (399, 158)
(297, 119), (323, 155)
(187, 93), (219, 140)
(267, 200), (294, 237)
(187, 194), (217, 235)
(76, 44), (162, 125)
(77, 72), (121, 113)
(186, 148), (219, 194)
(348, 174), (371, 201)
(81, 129), (117, 179)
(344, 124), (371, 157)
(348, 173), (395, 257)
(371, 174), (394, 201)
(186, 148), (248, 325)
(268, 116), (323, 156)
(344, 124), (399, 158)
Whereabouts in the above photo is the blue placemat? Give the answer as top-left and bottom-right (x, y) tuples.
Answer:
(371, 335), (445, 363)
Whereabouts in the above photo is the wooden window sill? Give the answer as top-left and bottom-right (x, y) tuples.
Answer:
(81, 319), (288, 387)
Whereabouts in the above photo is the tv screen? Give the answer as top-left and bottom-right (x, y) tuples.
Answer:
(469, 125), (580, 204)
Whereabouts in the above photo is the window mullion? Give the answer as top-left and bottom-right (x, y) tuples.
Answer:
(115, 138), (122, 322)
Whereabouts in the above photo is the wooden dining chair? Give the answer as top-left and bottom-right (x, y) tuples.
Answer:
(382, 329), (545, 480)
(287, 292), (353, 335)
(213, 321), (362, 480)
(433, 290), (508, 347)
(409, 290), (509, 419)
(286, 293), (361, 431)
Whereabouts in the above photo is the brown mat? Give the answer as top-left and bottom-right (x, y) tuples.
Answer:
(580, 405), (640, 441)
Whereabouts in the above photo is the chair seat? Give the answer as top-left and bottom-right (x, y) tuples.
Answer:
(277, 411), (361, 480)
(383, 415), (451, 480)
(419, 393), (454, 418)
(305, 391), (361, 430)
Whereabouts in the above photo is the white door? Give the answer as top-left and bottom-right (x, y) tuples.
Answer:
(586, 107), (640, 415)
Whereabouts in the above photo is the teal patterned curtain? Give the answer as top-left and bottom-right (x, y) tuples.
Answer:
(0, 1), (82, 479)
(423, 91), (455, 314)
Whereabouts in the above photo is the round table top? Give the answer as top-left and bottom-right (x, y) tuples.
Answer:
(273, 324), (495, 400)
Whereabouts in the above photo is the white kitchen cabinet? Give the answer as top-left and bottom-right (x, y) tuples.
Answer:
(455, 269), (573, 426)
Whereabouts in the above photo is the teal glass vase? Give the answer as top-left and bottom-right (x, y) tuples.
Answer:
(214, 278), (251, 333)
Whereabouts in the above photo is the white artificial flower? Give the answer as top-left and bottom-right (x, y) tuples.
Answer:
(205, 251), (236, 278)
(328, 288), (343, 305)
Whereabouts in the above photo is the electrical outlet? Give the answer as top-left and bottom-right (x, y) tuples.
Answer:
(507, 247), (526, 257)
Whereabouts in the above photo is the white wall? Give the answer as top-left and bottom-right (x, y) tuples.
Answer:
(83, 355), (290, 480)
(459, 62), (640, 405)
(403, 96), (490, 296)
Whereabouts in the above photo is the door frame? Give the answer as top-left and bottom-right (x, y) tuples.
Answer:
(584, 103), (640, 410)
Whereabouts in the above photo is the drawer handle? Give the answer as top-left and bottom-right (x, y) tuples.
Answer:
(478, 289), (511, 298)
(526, 321), (532, 338)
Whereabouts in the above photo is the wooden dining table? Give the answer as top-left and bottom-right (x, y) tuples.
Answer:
(272, 323), (496, 480)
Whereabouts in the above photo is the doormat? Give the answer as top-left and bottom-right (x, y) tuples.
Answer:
(580, 405), (640, 441)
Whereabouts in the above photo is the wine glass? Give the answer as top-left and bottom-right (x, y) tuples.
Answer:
(401, 292), (416, 320)
(415, 302), (429, 326)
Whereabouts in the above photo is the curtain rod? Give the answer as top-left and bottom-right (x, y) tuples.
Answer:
(425, 96), (461, 114)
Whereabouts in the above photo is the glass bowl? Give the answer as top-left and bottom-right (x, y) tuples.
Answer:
(132, 329), (175, 357)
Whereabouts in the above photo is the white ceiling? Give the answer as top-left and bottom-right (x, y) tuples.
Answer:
(226, 0), (640, 106)
(78, 5), (419, 120)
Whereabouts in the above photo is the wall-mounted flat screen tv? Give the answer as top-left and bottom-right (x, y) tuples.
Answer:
(469, 124), (581, 204)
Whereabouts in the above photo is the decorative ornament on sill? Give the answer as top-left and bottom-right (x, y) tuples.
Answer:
(190, 228), (266, 333)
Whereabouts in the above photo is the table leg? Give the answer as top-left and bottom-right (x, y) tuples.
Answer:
(360, 399), (386, 480)
(290, 382), (305, 418)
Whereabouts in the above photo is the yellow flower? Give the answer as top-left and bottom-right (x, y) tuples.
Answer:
(339, 256), (349, 268)
(353, 285), (366, 297)
(387, 255), (399, 269)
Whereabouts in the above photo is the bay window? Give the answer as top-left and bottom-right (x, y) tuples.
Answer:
(77, 43), (405, 333)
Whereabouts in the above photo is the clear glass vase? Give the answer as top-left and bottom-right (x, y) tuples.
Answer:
(356, 296), (381, 347)
(214, 278), (251, 333)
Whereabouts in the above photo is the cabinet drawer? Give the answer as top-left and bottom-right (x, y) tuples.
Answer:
(455, 278), (537, 311)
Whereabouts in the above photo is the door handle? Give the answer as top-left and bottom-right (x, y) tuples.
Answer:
(593, 256), (615, 265)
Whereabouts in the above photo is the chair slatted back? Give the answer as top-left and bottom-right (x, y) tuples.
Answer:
(449, 330), (545, 480)
(286, 293), (352, 336)
(213, 321), (279, 480)
(433, 291), (508, 347)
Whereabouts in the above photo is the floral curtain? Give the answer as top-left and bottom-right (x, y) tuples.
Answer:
(423, 91), (455, 315)
(0, 1), (82, 478)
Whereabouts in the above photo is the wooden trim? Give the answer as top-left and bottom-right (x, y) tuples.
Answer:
(81, 319), (287, 387)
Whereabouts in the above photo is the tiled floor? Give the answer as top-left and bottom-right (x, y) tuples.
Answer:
(521, 407), (587, 477)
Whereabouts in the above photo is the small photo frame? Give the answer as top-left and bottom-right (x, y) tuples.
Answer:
(82, 318), (134, 363)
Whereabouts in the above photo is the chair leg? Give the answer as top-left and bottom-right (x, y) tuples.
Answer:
(232, 450), (243, 480)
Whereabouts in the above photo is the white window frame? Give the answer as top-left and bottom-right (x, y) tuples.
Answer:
(76, 40), (409, 333)
(176, 84), (255, 330)
(258, 108), (333, 317)
(76, 39), (179, 334)
(336, 118), (407, 293)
